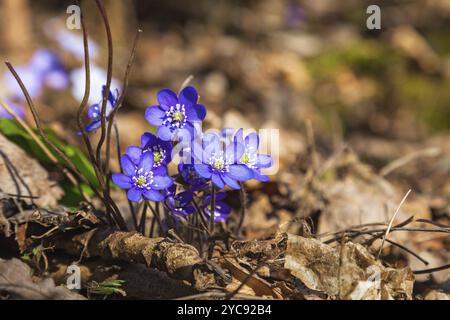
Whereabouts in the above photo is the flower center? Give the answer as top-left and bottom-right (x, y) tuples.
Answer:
(172, 111), (184, 122)
(163, 104), (187, 129)
(213, 158), (225, 170)
(154, 152), (162, 163)
(240, 153), (250, 164)
(240, 147), (257, 169)
(136, 176), (147, 186)
(209, 152), (230, 173)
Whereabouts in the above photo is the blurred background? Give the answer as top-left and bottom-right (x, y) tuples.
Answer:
(1, 0), (450, 195)
(0, 0), (449, 158)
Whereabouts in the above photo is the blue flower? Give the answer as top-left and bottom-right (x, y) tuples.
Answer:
(4, 49), (69, 99)
(145, 86), (206, 141)
(30, 49), (69, 90)
(202, 192), (231, 222)
(112, 152), (173, 202)
(126, 133), (172, 175)
(193, 132), (253, 190)
(164, 185), (195, 217)
(84, 86), (119, 133)
(71, 64), (121, 105)
(178, 162), (208, 191)
(233, 129), (272, 182)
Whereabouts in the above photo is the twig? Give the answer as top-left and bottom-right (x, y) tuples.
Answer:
(224, 257), (270, 300)
(380, 148), (441, 177)
(377, 189), (412, 259)
(179, 75), (194, 93)
(385, 239), (429, 265)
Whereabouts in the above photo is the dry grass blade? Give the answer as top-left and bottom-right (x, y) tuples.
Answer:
(376, 189), (412, 259)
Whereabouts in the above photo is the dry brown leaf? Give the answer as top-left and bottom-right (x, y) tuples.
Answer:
(284, 234), (414, 300)
(0, 134), (63, 207)
(0, 258), (85, 300)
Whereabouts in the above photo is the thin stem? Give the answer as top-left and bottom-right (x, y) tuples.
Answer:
(112, 122), (137, 230)
(148, 201), (164, 236)
(4, 62), (99, 203)
(0, 98), (80, 190)
(192, 198), (209, 232)
(413, 264), (450, 275)
(104, 29), (142, 180)
(377, 189), (412, 259)
(139, 201), (148, 235)
(95, 0), (114, 171)
(209, 185), (216, 234)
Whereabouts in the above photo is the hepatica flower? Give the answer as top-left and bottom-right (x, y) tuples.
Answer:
(164, 185), (195, 217)
(145, 86), (206, 141)
(193, 133), (252, 190)
(234, 129), (273, 182)
(112, 152), (173, 202)
(126, 132), (172, 175)
(84, 86), (119, 133)
(203, 192), (231, 222)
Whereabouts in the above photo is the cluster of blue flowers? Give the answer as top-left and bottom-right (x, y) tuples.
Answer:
(108, 86), (272, 222)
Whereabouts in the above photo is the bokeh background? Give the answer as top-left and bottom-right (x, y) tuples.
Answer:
(1, 0), (450, 160)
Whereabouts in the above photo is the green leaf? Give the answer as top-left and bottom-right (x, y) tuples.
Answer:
(0, 119), (99, 206)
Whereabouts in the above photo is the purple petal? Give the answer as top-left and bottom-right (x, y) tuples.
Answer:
(257, 154), (272, 168)
(138, 151), (154, 172)
(112, 173), (132, 189)
(150, 175), (173, 190)
(227, 164), (253, 181)
(175, 125), (195, 142)
(126, 146), (142, 164)
(215, 192), (227, 201)
(157, 89), (178, 109)
(153, 165), (168, 176)
(84, 120), (101, 133)
(178, 86), (198, 108)
(145, 106), (165, 126)
(225, 142), (245, 163)
(143, 189), (164, 202)
(194, 164), (212, 179)
(127, 187), (142, 202)
(216, 201), (231, 215)
(252, 169), (270, 182)
(177, 191), (193, 204)
(157, 125), (173, 141)
(185, 103), (206, 121)
(120, 154), (136, 176)
(245, 132), (260, 149)
(221, 175), (240, 190)
(234, 128), (244, 144)
(212, 174), (225, 189)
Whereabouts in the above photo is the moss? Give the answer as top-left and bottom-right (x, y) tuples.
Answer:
(307, 40), (402, 78)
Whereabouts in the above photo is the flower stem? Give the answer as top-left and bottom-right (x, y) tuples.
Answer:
(236, 181), (247, 237)
(148, 200), (164, 236)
